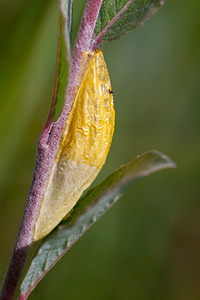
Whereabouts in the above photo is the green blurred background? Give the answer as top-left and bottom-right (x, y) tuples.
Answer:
(0, 0), (200, 299)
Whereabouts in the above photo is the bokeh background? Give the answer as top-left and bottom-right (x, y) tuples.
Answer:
(0, 0), (200, 299)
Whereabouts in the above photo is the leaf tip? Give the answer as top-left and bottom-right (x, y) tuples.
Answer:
(151, 149), (176, 169)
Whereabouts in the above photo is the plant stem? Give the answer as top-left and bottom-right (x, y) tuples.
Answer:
(0, 145), (52, 300)
(66, 0), (103, 109)
(0, 1), (103, 299)
(0, 246), (30, 300)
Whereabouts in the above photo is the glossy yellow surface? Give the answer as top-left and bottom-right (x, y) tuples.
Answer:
(33, 49), (115, 241)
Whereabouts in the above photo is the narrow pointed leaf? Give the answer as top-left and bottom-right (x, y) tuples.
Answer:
(94, 0), (167, 44)
(50, 0), (73, 121)
(20, 150), (175, 299)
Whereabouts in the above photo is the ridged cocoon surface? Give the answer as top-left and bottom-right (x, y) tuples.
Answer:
(33, 49), (115, 241)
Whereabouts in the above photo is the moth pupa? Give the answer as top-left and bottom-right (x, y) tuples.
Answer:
(33, 49), (115, 241)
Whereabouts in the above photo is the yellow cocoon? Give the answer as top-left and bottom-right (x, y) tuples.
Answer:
(33, 49), (115, 241)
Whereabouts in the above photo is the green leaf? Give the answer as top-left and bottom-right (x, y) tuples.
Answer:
(20, 150), (175, 298)
(51, 0), (73, 121)
(94, 0), (166, 42)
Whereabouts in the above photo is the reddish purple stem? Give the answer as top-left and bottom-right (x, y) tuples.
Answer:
(0, 1), (102, 299)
